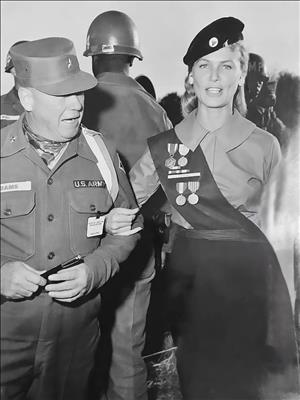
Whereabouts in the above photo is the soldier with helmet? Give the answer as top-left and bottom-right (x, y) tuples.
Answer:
(0, 37), (142, 400)
(245, 52), (269, 106)
(1, 41), (27, 129)
(83, 10), (172, 400)
(245, 53), (286, 145)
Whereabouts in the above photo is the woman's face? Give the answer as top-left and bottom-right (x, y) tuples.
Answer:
(191, 46), (245, 110)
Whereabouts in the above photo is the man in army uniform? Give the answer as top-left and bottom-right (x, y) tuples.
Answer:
(0, 37), (141, 400)
(1, 41), (27, 129)
(83, 10), (172, 400)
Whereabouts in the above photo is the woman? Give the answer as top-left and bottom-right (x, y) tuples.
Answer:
(107, 17), (299, 399)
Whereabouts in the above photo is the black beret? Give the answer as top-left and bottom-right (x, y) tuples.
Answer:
(183, 17), (244, 67)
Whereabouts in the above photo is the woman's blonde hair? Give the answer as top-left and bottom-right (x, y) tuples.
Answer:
(181, 41), (249, 117)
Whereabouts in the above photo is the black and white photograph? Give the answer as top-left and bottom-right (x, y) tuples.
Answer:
(1, 1), (299, 400)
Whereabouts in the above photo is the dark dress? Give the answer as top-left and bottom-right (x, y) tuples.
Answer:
(148, 128), (299, 400)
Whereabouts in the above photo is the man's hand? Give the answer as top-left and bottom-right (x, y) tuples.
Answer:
(1, 261), (47, 299)
(45, 263), (92, 302)
(105, 207), (142, 236)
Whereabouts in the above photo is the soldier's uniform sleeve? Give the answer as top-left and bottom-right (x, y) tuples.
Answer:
(83, 141), (143, 290)
(129, 146), (161, 207)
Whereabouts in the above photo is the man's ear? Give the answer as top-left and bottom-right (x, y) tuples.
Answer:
(18, 87), (34, 111)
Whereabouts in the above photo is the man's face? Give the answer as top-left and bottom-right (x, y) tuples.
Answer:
(28, 89), (84, 142)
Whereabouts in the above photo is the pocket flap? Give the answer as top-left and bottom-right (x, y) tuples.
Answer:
(69, 189), (112, 214)
(1, 191), (36, 218)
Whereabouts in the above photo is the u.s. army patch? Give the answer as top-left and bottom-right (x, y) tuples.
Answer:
(73, 180), (106, 188)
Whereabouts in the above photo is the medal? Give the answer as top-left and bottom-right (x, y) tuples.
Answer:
(165, 143), (178, 169)
(178, 156), (188, 167)
(175, 182), (187, 206)
(188, 193), (199, 205)
(176, 194), (186, 206)
(179, 144), (189, 156)
(187, 181), (200, 205)
(165, 157), (176, 169)
(178, 144), (189, 168)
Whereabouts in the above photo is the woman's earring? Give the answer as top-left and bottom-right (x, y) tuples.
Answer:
(239, 76), (245, 87)
(189, 75), (194, 85)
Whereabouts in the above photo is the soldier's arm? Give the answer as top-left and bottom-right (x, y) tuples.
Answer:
(104, 146), (162, 236)
(129, 146), (161, 207)
(83, 149), (143, 290)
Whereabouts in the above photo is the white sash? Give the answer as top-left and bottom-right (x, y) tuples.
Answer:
(82, 127), (119, 202)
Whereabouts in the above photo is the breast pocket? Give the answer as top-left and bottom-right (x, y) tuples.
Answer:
(68, 189), (113, 255)
(1, 191), (36, 261)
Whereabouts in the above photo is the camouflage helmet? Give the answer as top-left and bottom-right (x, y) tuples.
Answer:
(83, 10), (143, 60)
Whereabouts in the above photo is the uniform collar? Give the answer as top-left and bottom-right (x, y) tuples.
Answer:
(3, 87), (24, 113)
(1, 116), (97, 166)
(75, 126), (98, 164)
(175, 109), (256, 152)
(1, 113), (28, 157)
(4, 87), (18, 102)
(96, 72), (145, 91)
(175, 109), (209, 151)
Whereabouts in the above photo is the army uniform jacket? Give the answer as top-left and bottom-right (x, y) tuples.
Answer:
(83, 72), (172, 171)
(0, 87), (24, 129)
(0, 114), (141, 290)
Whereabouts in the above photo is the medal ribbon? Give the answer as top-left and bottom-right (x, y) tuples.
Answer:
(188, 181), (200, 193)
(176, 182), (187, 194)
(167, 143), (178, 157)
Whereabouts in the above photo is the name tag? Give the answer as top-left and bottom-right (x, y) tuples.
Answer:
(1, 181), (31, 192)
(87, 215), (105, 237)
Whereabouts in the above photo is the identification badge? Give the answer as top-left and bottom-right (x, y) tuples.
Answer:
(87, 215), (105, 237)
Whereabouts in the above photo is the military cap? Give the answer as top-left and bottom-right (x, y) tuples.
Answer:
(10, 37), (97, 95)
(183, 17), (244, 67)
(5, 40), (28, 73)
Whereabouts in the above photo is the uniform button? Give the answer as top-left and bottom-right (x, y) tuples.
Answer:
(4, 209), (12, 216)
(47, 252), (55, 260)
(90, 204), (96, 212)
(47, 214), (54, 222)
(47, 177), (53, 185)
